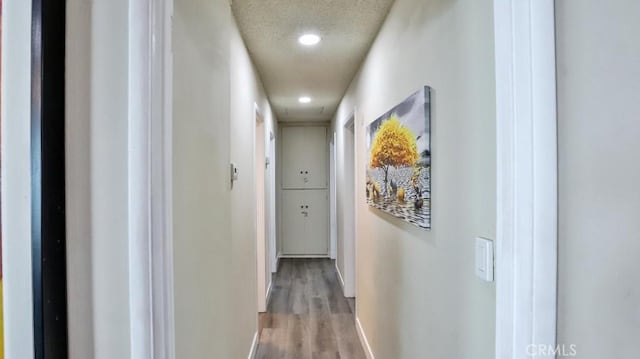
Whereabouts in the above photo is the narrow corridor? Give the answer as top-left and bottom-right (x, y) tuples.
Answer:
(256, 259), (365, 359)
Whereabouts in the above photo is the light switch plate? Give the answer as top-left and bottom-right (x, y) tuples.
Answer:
(230, 162), (239, 188)
(475, 237), (494, 282)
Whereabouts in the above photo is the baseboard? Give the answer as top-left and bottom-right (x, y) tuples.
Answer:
(355, 317), (375, 359)
(247, 331), (259, 359)
(279, 254), (330, 258)
(273, 254), (281, 273)
(265, 279), (273, 307)
(335, 261), (346, 296)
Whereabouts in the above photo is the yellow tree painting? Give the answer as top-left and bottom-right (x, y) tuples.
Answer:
(369, 115), (419, 193)
(366, 87), (431, 229)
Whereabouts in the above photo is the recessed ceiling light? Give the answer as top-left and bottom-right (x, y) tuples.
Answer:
(298, 33), (321, 46)
(299, 96), (312, 104)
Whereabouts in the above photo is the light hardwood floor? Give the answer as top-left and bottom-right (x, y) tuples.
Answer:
(256, 258), (366, 359)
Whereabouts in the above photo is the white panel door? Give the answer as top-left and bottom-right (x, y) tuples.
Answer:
(282, 126), (327, 189)
(282, 190), (308, 254)
(282, 189), (328, 255)
(281, 125), (329, 255)
(281, 126), (307, 189)
(303, 126), (328, 189)
(303, 189), (329, 255)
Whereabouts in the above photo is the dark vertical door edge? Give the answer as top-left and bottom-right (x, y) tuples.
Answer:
(31, 0), (68, 358)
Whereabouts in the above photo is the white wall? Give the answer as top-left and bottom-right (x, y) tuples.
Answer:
(172, 0), (233, 357)
(4, 1), (272, 358)
(90, 1), (133, 357)
(66, 0), (94, 357)
(173, 1), (277, 357)
(332, 0), (496, 357)
(556, 1), (640, 357)
(1, 1), (35, 357)
(65, 1), (133, 358)
(230, 16), (278, 357)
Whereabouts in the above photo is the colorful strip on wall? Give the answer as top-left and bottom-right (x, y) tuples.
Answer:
(1, 0), (4, 357)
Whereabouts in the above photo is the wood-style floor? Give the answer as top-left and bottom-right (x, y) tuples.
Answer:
(256, 258), (366, 359)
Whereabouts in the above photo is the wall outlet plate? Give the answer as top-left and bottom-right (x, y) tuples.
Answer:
(475, 237), (494, 282)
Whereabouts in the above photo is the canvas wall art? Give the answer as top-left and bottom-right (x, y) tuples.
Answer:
(366, 86), (431, 230)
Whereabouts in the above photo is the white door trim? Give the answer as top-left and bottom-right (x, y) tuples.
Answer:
(329, 133), (338, 260)
(352, 108), (360, 305)
(128, 0), (153, 355)
(151, 0), (176, 357)
(254, 103), (268, 313)
(342, 112), (356, 298)
(129, 0), (175, 358)
(1, 1), (36, 357)
(494, 0), (558, 357)
(269, 131), (278, 273)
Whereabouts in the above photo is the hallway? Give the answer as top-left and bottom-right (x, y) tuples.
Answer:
(256, 259), (365, 359)
(5, 0), (640, 358)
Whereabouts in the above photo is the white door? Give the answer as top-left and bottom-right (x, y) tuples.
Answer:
(281, 125), (329, 255)
(303, 127), (327, 189)
(282, 189), (328, 255)
(281, 126), (307, 189)
(282, 126), (327, 189)
(282, 190), (309, 254)
(304, 189), (329, 255)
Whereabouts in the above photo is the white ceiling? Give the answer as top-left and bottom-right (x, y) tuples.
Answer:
(231, 0), (395, 122)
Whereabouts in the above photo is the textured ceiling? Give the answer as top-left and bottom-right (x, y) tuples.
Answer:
(232, 0), (395, 122)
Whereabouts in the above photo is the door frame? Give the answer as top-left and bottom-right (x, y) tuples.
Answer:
(254, 103), (269, 313)
(30, 0), (69, 357)
(268, 130), (278, 274)
(341, 113), (356, 298)
(278, 122), (331, 258)
(329, 132), (338, 260)
(129, 0), (175, 357)
(493, 0), (558, 357)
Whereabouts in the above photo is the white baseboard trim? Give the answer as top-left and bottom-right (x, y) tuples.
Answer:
(355, 317), (375, 359)
(335, 261), (346, 295)
(247, 331), (259, 359)
(279, 254), (330, 258)
(273, 254), (281, 273)
(265, 279), (273, 308)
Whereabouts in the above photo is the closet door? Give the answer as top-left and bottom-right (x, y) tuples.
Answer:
(303, 126), (328, 189)
(282, 190), (328, 255)
(303, 189), (329, 255)
(281, 125), (329, 255)
(281, 126), (307, 189)
(281, 190), (308, 254)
